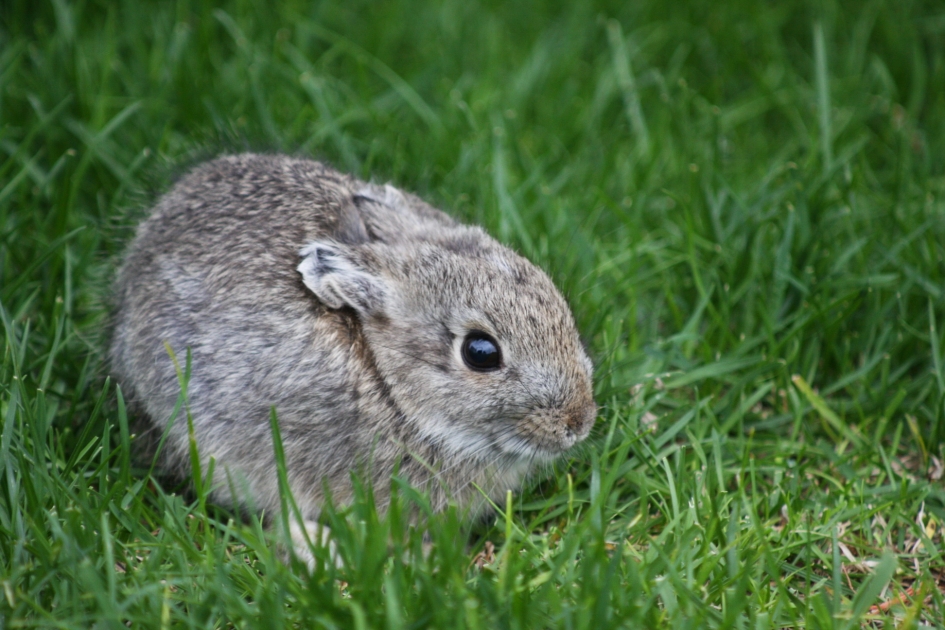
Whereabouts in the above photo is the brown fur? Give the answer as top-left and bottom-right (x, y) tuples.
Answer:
(110, 154), (596, 532)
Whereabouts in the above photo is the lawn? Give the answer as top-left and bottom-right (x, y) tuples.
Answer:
(2, 0), (944, 627)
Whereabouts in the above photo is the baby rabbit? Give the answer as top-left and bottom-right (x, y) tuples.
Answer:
(110, 154), (596, 558)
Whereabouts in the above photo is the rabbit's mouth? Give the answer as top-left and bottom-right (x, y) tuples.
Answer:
(495, 433), (578, 462)
(495, 409), (595, 462)
(413, 403), (594, 464)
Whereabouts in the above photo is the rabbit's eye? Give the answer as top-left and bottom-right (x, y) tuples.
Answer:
(462, 333), (501, 371)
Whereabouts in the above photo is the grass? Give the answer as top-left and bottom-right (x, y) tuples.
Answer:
(2, 0), (945, 626)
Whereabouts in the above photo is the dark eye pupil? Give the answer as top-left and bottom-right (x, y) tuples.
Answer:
(462, 334), (501, 370)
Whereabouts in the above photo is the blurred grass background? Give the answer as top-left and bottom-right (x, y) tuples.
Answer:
(1, 0), (944, 627)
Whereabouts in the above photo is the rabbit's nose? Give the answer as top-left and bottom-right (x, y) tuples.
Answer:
(565, 400), (597, 439)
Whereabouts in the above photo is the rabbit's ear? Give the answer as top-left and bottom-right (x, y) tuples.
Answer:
(297, 241), (385, 316)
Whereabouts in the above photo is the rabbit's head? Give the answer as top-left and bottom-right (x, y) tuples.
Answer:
(298, 217), (596, 466)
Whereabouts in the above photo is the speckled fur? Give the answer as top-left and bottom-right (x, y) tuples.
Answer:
(110, 153), (596, 526)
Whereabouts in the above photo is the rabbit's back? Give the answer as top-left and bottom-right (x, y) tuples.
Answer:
(110, 155), (444, 510)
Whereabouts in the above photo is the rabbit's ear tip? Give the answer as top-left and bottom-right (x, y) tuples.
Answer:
(297, 241), (386, 315)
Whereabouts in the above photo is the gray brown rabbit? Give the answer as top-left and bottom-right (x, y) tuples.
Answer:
(110, 153), (596, 559)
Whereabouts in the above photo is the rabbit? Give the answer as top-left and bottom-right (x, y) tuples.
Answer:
(109, 153), (596, 562)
